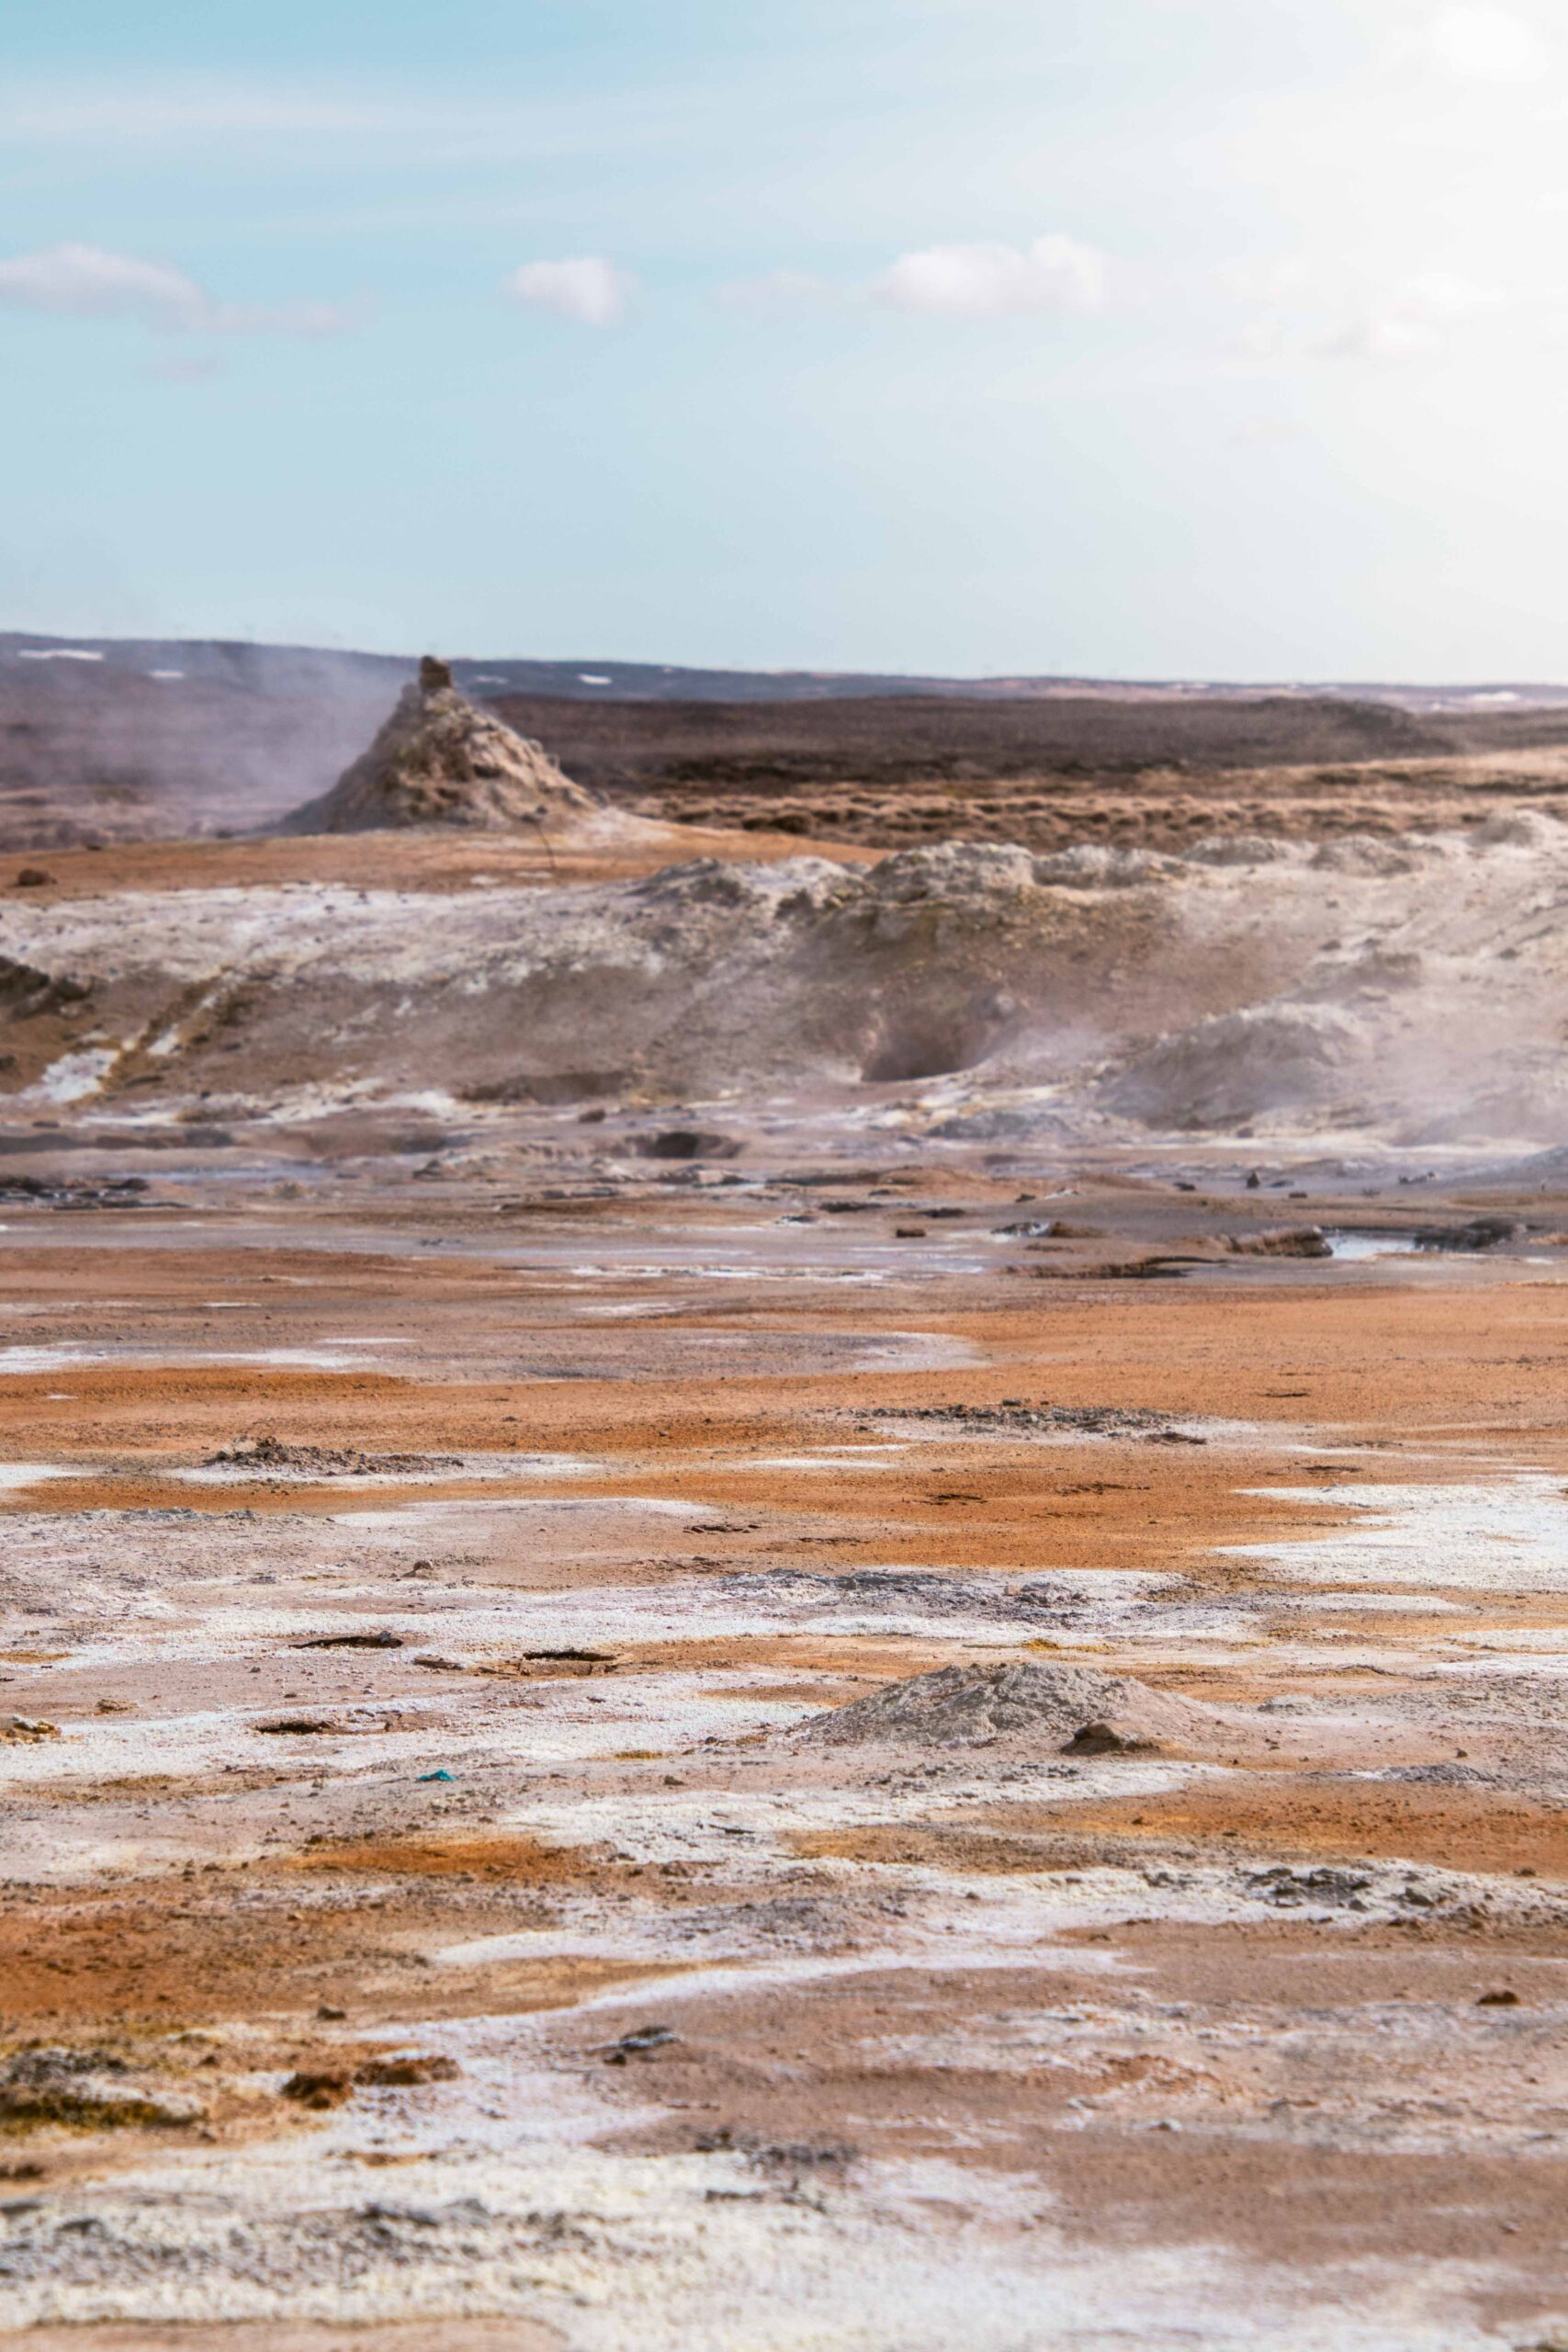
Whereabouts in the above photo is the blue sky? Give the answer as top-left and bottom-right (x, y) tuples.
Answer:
(2, 0), (1563, 675)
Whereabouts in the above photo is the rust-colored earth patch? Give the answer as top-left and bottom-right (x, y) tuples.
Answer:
(0, 1873), (684, 2030)
(295, 1831), (602, 1883)
(1018, 1778), (1568, 1879)
(792, 1823), (1091, 1873)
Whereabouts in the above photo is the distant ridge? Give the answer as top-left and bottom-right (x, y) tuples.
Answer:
(5, 631), (1568, 712)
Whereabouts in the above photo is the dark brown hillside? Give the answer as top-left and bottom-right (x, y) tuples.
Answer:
(486, 691), (1450, 797)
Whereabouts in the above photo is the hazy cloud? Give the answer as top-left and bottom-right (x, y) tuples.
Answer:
(0, 243), (355, 338)
(505, 255), (633, 326)
(1321, 270), (1498, 359)
(1233, 255), (1504, 365)
(874, 232), (1107, 319)
(718, 267), (839, 311)
(147, 353), (230, 385)
(209, 300), (356, 337)
(1421, 5), (1547, 83)
(0, 88), (395, 141)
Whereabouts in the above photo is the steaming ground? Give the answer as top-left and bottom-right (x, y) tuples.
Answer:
(2, 808), (1566, 1146)
(4, 808), (1568, 2347)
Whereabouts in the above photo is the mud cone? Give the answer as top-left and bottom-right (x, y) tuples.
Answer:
(282, 657), (605, 835)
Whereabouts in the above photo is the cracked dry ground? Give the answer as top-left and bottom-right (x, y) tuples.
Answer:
(2, 1151), (1568, 2351)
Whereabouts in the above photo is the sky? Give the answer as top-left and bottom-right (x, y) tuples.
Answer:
(2, 0), (1565, 678)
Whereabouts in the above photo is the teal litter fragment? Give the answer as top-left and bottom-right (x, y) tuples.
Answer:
(417, 1769), (456, 1782)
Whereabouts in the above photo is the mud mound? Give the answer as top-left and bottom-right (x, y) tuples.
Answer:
(1109, 1002), (1363, 1131)
(282, 656), (621, 837)
(797, 1660), (1214, 1752)
(1471, 808), (1565, 849)
(1310, 834), (1421, 876)
(866, 842), (1040, 901)
(205, 1434), (461, 1476)
(630, 854), (855, 917)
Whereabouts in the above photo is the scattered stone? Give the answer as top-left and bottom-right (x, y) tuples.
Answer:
(1224, 1226), (1332, 1259)
(355, 2054), (461, 2087)
(2, 1717), (61, 1743)
(0, 1175), (150, 1210)
(896, 1401), (1183, 1438)
(1246, 1865), (1371, 1908)
(634, 1129), (740, 1161)
(282, 2067), (354, 2110)
(1064, 1718), (1163, 1755)
(479, 1648), (618, 1679)
(294, 1628), (405, 1651)
(1414, 1216), (1521, 1252)
(601, 2025), (678, 2064)
(0, 2051), (203, 2131)
(1477, 1988), (1521, 2007)
(725, 1567), (1077, 1627)
(694, 2127), (857, 2174)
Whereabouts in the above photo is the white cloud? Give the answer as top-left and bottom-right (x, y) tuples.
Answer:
(505, 255), (632, 327)
(1422, 5), (1547, 83)
(0, 243), (355, 338)
(1391, 268), (1497, 321)
(0, 243), (207, 327)
(874, 232), (1106, 319)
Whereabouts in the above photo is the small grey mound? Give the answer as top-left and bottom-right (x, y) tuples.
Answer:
(1183, 834), (1294, 867)
(797, 1659), (1213, 1753)
(1032, 842), (1179, 888)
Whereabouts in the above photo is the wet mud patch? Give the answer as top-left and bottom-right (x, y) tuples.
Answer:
(581, 1938), (1568, 2298)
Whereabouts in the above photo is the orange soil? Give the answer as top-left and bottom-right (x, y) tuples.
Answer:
(1003, 1781), (1568, 1879)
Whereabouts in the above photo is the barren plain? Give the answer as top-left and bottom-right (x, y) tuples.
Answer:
(2, 671), (1568, 2350)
